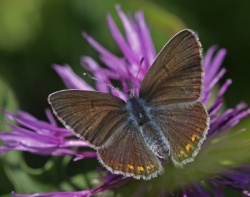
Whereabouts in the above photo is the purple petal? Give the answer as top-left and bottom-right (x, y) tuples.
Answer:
(135, 11), (156, 68)
(5, 111), (70, 137)
(0, 111), (92, 159)
(208, 68), (227, 91)
(106, 13), (140, 66)
(12, 190), (92, 197)
(204, 47), (227, 86)
(242, 190), (250, 196)
(209, 103), (250, 137)
(214, 79), (232, 102)
(116, 5), (142, 57)
(45, 109), (57, 126)
(81, 56), (119, 79)
(53, 64), (94, 90)
(82, 33), (128, 74)
(12, 175), (129, 197)
(73, 151), (97, 161)
(203, 46), (217, 73)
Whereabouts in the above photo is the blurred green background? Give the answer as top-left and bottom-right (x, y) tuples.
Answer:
(1, 0), (250, 196)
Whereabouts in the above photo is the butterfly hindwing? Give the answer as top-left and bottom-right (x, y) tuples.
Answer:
(97, 121), (163, 179)
(151, 102), (209, 166)
(48, 90), (127, 148)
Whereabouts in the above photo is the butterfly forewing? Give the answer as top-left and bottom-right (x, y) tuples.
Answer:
(98, 122), (163, 180)
(140, 29), (203, 107)
(48, 90), (127, 148)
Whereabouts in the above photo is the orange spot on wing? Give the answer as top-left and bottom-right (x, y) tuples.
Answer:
(127, 164), (134, 170)
(146, 164), (155, 171)
(137, 166), (145, 172)
(191, 134), (197, 142)
(178, 150), (185, 158)
(185, 144), (192, 152)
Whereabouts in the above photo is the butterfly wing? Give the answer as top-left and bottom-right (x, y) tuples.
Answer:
(140, 29), (203, 107)
(98, 122), (163, 180)
(48, 90), (127, 148)
(151, 102), (209, 166)
(139, 29), (209, 166)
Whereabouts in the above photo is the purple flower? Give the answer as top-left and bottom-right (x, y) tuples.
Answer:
(0, 109), (96, 160)
(1, 5), (250, 197)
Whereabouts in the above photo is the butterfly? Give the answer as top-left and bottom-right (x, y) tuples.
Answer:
(48, 29), (209, 180)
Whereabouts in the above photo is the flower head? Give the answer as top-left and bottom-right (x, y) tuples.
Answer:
(0, 109), (96, 160)
(1, 5), (250, 197)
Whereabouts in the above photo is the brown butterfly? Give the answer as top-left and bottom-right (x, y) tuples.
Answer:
(48, 29), (209, 180)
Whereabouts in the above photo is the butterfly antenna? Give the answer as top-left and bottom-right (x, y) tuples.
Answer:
(83, 73), (128, 96)
(136, 57), (144, 81)
(131, 57), (144, 97)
